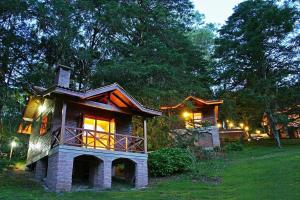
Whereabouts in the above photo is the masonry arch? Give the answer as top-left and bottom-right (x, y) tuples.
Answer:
(72, 154), (103, 189)
(112, 157), (136, 187)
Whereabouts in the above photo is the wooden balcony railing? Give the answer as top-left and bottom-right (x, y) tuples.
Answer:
(51, 126), (145, 153)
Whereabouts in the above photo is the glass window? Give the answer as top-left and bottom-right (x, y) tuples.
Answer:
(83, 116), (115, 150)
(39, 115), (48, 135)
(193, 113), (202, 128)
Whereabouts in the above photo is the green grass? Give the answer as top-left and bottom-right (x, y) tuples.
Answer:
(1, 140), (300, 200)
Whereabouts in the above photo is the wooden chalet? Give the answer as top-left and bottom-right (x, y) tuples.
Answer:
(262, 106), (300, 139)
(160, 96), (223, 148)
(18, 65), (161, 192)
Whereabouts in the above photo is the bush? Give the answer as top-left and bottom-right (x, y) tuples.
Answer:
(148, 147), (195, 177)
(224, 142), (243, 151)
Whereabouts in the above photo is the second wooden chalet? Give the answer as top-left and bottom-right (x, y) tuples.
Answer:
(161, 96), (223, 148)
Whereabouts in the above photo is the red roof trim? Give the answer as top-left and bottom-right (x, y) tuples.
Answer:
(160, 96), (223, 110)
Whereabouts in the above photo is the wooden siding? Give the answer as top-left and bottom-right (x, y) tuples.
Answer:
(27, 98), (60, 165)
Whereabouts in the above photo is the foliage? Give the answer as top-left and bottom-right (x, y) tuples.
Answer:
(148, 147), (195, 177)
(223, 142), (243, 152)
(133, 116), (173, 151)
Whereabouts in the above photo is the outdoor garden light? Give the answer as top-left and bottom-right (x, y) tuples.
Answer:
(244, 126), (249, 131)
(11, 141), (17, 148)
(39, 104), (46, 113)
(229, 122), (234, 128)
(9, 141), (17, 161)
(239, 123), (244, 128)
(256, 130), (261, 134)
(217, 123), (222, 128)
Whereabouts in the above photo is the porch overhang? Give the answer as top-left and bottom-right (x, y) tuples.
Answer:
(35, 83), (162, 117)
(160, 95), (223, 111)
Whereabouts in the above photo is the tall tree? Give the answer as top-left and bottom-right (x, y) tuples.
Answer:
(214, 0), (299, 147)
(90, 0), (212, 106)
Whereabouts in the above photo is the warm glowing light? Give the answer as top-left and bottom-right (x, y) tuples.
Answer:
(244, 126), (249, 131)
(247, 138), (251, 142)
(11, 141), (17, 148)
(182, 111), (191, 118)
(229, 122), (234, 128)
(226, 119), (229, 123)
(239, 123), (244, 128)
(256, 130), (261, 134)
(217, 123), (222, 128)
(38, 104), (46, 113)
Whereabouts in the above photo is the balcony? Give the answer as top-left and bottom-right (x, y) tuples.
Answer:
(51, 126), (145, 153)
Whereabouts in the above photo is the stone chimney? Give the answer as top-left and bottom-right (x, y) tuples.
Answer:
(55, 64), (71, 88)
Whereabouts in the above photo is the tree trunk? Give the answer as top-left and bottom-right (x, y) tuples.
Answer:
(267, 110), (281, 148)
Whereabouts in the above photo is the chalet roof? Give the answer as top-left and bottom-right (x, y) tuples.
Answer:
(160, 96), (223, 110)
(33, 83), (161, 116)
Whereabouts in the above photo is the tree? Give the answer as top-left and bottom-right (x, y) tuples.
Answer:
(89, 0), (212, 106)
(214, 0), (299, 147)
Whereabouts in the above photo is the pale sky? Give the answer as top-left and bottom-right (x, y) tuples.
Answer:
(191, 0), (245, 24)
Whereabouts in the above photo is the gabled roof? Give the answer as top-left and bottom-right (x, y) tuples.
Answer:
(160, 96), (223, 110)
(35, 83), (161, 116)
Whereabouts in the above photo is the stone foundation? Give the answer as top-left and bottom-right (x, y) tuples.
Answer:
(44, 145), (148, 192)
(34, 158), (47, 181)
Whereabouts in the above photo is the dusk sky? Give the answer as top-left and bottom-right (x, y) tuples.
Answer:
(191, 0), (245, 24)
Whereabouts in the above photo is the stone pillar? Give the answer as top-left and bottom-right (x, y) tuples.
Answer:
(211, 126), (221, 147)
(46, 152), (74, 192)
(93, 158), (112, 189)
(135, 159), (148, 188)
(34, 159), (47, 181)
(102, 159), (112, 189)
(90, 160), (103, 189)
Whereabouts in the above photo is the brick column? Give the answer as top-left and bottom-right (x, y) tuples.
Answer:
(102, 159), (112, 189)
(46, 152), (74, 192)
(135, 159), (148, 188)
(34, 159), (47, 181)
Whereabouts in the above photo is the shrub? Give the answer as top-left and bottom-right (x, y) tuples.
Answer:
(148, 147), (195, 177)
(224, 142), (243, 151)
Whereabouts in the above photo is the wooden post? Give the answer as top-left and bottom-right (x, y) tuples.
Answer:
(125, 136), (128, 152)
(60, 102), (67, 145)
(108, 120), (111, 150)
(214, 106), (219, 125)
(143, 118), (147, 153)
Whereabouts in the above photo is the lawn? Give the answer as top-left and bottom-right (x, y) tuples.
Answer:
(1, 140), (300, 200)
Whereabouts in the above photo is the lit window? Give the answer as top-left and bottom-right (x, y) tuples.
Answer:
(183, 112), (202, 128)
(40, 115), (48, 135)
(193, 113), (202, 127)
(18, 122), (33, 134)
(83, 117), (115, 150)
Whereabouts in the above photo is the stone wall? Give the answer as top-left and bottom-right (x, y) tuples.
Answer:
(45, 145), (148, 192)
(172, 126), (220, 149)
